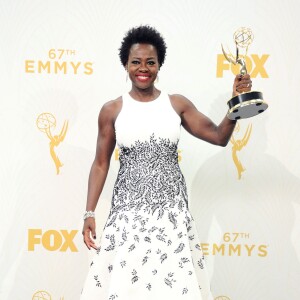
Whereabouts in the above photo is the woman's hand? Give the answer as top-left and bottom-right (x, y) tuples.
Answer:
(233, 74), (252, 97)
(82, 217), (98, 250)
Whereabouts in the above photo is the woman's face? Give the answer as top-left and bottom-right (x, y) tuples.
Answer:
(126, 43), (160, 90)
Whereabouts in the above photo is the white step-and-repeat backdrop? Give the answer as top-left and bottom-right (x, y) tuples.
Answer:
(0, 0), (299, 299)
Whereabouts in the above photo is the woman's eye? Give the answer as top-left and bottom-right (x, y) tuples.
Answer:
(132, 60), (140, 64)
(148, 61), (155, 65)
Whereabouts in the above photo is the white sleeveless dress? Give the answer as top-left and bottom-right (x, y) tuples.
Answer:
(80, 92), (213, 300)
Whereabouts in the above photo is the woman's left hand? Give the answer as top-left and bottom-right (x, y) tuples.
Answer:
(232, 74), (252, 97)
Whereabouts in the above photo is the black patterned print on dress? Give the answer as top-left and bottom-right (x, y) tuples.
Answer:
(105, 136), (188, 229)
(94, 275), (101, 287)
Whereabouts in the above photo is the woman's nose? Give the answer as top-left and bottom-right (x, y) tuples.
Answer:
(138, 63), (148, 71)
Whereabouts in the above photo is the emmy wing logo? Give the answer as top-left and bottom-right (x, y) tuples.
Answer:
(37, 113), (68, 174)
(32, 290), (64, 300)
(32, 291), (52, 300)
(230, 122), (252, 179)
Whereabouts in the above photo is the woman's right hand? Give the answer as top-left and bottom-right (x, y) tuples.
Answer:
(82, 218), (98, 250)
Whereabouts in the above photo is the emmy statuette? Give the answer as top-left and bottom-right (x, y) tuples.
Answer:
(222, 27), (268, 120)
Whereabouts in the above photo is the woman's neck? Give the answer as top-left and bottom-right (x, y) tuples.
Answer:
(129, 86), (160, 102)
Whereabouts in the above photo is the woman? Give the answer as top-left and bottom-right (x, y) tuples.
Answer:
(81, 25), (251, 300)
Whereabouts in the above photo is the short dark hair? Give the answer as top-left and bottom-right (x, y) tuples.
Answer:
(119, 25), (167, 68)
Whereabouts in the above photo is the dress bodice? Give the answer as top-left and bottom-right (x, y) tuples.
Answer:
(115, 91), (181, 147)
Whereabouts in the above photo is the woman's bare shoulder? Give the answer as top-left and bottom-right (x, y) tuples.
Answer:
(169, 93), (194, 115)
(102, 96), (122, 111)
(169, 93), (193, 104)
(100, 96), (123, 114)
(99, 96), (123, 122)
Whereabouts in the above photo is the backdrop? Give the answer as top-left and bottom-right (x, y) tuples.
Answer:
(0, 0), (299, 299)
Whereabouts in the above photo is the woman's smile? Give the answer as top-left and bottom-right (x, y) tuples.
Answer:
(135, 74), (151, 82)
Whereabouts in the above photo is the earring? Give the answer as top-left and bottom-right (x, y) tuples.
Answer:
(126, 70), (128, 82)
(155, 75), (159, 84)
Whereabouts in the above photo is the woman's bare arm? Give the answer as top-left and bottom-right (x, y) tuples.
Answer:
(82, 98), (122, 249)
(170, 74), (252, 146)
